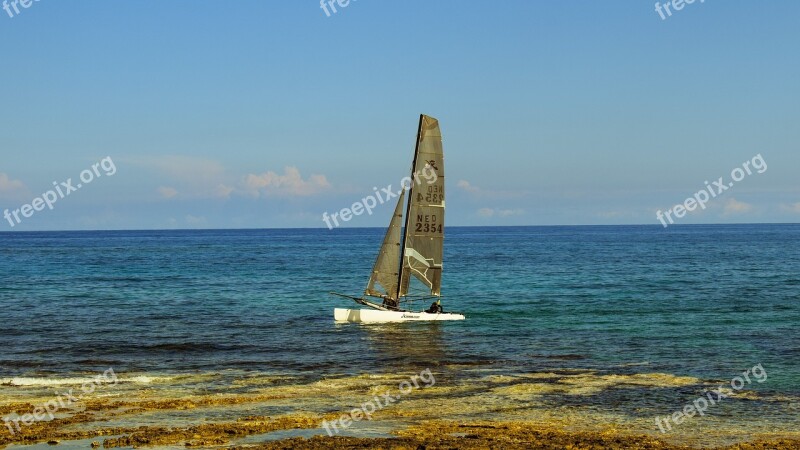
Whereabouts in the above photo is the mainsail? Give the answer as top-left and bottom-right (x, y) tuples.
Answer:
(398, 115), (445, 297)
(365, 189), (406, 299)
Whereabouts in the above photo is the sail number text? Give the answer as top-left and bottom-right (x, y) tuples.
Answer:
(415, 214), (442, 234)
(416, 184), (444, 203)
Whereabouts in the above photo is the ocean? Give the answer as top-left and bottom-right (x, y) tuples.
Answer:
(1, 224), (798, 447)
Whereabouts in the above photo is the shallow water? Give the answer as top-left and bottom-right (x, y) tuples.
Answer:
(1, 225), (799, 447)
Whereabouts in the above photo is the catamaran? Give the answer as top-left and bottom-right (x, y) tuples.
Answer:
(331, 114), (465, 323)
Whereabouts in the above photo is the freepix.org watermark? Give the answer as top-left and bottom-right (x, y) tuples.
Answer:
(655, 363), (767, 433)
(321, 368), (435, 436)
(322, 164), (437, 230)
(655, 0), (704, 21)
(320, 0), (356, 17)
(3, 156), (117, 228)
(656, 154), (766, 228)
(2, 0), (41, 19)
(3, 368), (118, 436)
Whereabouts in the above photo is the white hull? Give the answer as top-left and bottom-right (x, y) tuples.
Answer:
(334, 308), (465, 323)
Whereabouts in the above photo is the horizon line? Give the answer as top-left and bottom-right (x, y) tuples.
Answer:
(1, 222), (799, 234)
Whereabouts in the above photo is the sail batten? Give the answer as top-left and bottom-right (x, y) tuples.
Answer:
(399, 115), (445, 297)
(365, 190), (406, 299)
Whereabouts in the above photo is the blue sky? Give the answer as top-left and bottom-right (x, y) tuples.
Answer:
(1, 0), (798, 230)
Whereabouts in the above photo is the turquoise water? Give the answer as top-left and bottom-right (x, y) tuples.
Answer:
(1, 225), (798, 397)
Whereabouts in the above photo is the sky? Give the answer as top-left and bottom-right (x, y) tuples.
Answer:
(0, 0), (798, 230)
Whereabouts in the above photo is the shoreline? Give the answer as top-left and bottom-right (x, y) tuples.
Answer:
(2, 369), (799, 450)
(3, 418), (800, 450)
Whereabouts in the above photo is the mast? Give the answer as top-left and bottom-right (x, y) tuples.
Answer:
(395, 114), (424, 300)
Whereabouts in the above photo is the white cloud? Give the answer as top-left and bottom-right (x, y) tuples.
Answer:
(215, 184), (235, 199)
(243, 166), (330, 197)
(157, 186), (178, 199)
(597, 211), (622, 219)
(185, 215), (207, 226)
(780, 202), (800, 214)
(477, 208), (523, 218)
(497, 208), (524, 217)
(130, 155), (226, 183)
(130, 155), (231, 199)
(456, 179), (529, 199)
(457, 180), (480, 193)
(128, 155), (330, 200)
(723, 198), (753, 215)
(0, 173), (26, 198)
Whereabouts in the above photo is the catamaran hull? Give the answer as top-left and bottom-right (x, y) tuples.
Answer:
(334, 308), (465, 323)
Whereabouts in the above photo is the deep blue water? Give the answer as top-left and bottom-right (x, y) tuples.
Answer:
(1, 225), (798, 396)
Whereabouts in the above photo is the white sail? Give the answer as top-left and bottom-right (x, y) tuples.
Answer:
(399, 115), (445, 297)
(365, 190), (405, 299)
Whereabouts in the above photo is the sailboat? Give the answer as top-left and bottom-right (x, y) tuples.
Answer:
(331, 114), (466, 323)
